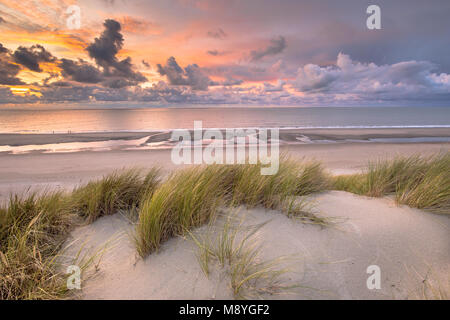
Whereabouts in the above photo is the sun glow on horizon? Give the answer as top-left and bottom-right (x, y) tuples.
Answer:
(9, 87), (42, 97)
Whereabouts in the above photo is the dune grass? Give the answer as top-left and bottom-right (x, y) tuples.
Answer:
(228, 159), (330, 224)
(333, 153), (450, 213)
(190, 214), (297, 299)
(0, 192), (74, 299)
(229, 159), (329, 208)
(70, 168), (161, 223)
(2, 152), (447, 299)
(134, 165), (231, 257)
(135, 159), (330, 257)
(0, 168), (161, 300)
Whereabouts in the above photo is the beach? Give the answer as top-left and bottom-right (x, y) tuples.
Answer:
(1, 127), (449, 300)
(0, 127), (449, 198)
(68, 192), (450, 300)
(1, 127), (450, 146)
(1, 0), (449, 304)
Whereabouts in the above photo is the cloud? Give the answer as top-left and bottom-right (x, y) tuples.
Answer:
(0, 43), (8, 53)
(157, 56), (211, 90)
(0, 43), (24, 85)
(0, 17), (5, 24)
(60, 59), (104, 84)
(12, 44), (55, 72)
(0, 87), (39, 104)
(293, 53), (450, 101)
(206, 63), (280, 82)
(250, 36), (286, 61)
(0, 19), (147, 91)
(212, 78), (244, 86)
(86, 19), (146, 85)
(263, 80), (285, 92)
(207, 28), (227, 39)
(207, 50), (229, 56)
(115, 16), (160, 35)
(38, 84), (131, 103)
(87, 19), (123, 70)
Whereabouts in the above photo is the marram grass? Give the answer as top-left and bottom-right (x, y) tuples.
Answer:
(189, 213), (298, 299)
(70, 168), (161, 222)
(134, 165), (231, 257)
(0, 192), (74, 299)
(0, 168), (161, 300)
(333, 153), (450, 214)
(1, 152), (448, 299)
(134, 158), (330, 257)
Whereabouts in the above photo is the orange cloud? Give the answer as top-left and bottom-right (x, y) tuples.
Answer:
(112, 16), (162, 36)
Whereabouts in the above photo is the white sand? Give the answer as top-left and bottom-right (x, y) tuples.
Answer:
(65, 191), (449, 300)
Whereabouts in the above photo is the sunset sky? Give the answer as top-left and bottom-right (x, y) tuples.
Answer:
(0, 0), (449, 106)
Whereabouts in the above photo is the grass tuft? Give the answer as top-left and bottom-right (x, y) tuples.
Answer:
(333, 153), (450, 213)
(135, 159), (330, 257)
(0, 168), (161, 299)
(190, 213), (298, 299)
(0, 192), (74, 299)
(70, 168), (160, 223)
(134, 165), (229, 257)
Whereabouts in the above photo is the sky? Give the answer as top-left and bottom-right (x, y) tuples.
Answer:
(0, 0), (449, 106)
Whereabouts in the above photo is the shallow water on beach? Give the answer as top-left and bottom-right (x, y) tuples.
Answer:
(0, 132), (449, 155)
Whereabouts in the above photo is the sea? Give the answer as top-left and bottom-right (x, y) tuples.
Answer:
(0, 106), (449, 154)
(0, 106), (449, 134)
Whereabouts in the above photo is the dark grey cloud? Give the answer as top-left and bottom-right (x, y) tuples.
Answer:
(60, 59), (104, 84)
(0, 43), (8, 53)
(250, 36), (286, 61)
(12, 44), (55, 72)
(214, 78), (244, 86)
(0, 43), (24, 85)
(59, 57), (145, 88)
(157, 56), (211, 90)
(86, 19), (146, 85)
(207, 50), (229, 56)
(207, 28), (227, 39)
(101, 78), (132, 89)
(51, 81), (72, 87)
(0, 20), (146, 91)
(109, 56), (147, 82)
(87, 19), (123, 70)
(0, 17), (5, 24)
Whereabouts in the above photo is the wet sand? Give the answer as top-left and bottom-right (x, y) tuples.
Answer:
(1, 127), (449, 146)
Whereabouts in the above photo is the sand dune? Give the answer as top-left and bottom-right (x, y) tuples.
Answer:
(65, 191), (449, 300)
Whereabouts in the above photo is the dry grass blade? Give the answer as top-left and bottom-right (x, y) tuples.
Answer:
(190, 212), (300, 300)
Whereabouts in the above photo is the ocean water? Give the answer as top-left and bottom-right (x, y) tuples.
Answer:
(0, 106), (449, 133)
